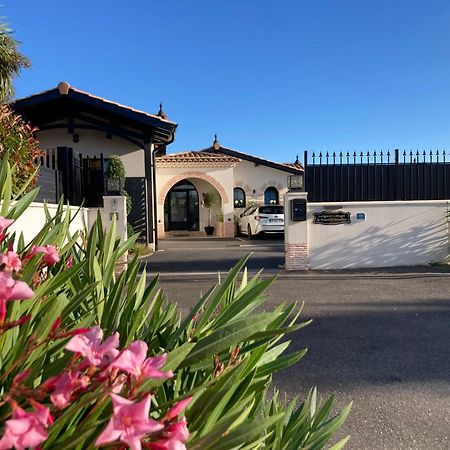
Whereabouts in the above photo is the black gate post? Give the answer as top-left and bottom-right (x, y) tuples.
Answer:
(143, 139), (154, 247)
(394, 148), (400, 200)
(100, 153), (105, 198)
(57, 147), (73, 204)
(303, 150), (308, 194)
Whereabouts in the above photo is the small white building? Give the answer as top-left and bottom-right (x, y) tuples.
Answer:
(12, 82), (178, 249)
(156, 136), (303, 238)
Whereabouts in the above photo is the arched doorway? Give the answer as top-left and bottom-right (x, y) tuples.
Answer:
(164, 180), (199, 231)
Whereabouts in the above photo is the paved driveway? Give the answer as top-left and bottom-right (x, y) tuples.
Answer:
(143, 237), (450, 449)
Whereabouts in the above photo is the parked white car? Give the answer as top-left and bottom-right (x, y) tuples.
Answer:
(239, 205), (284, 238)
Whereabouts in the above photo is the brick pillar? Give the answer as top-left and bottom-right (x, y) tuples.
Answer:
(284, 191), (309, 270)
(285, 242), (308, 270)
(223, 221), (235, 237)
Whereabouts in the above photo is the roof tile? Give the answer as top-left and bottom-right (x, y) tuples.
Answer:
(156, 151), (240, 165)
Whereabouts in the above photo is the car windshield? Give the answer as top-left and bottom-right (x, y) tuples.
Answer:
(258, 206), (283, 215)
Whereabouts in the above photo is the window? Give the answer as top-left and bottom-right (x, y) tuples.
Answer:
(234, 187), (246, 208)
(259, 205), (283, 214)
(264, 187), (279, 204)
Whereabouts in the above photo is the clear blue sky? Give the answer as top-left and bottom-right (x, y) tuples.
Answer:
(3, 0), (450, 163)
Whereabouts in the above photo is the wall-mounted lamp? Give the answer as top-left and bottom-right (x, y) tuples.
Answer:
(287, 174), (304, 191)
(72, 133), (79, 143)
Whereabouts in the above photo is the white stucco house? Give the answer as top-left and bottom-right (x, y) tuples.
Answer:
(11, 82), (303, 244)
(155, 136), (304, 238)
(11, 82), (178, 249)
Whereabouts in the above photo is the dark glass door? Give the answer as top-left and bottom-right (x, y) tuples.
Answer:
(164, 181), (199, 231)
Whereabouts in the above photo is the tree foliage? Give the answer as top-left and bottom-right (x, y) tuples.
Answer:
(0, 20), (30, 102)
(0, 18), (41, 192)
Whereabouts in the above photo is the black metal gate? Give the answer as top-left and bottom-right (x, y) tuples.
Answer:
(124, 177), (147, 241)
(56, 147), (105, 207)
(83, 156), (105, 207)
(35, 150), (63, 204)
(304, 149), (450, 202)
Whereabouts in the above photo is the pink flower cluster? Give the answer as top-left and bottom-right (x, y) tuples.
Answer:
(1, 326), (191, 450)
(95, 393), (191, 450)
(0, 217), (191, 449)
(0, 402), (52, 450)
(0, 216), (60, 325)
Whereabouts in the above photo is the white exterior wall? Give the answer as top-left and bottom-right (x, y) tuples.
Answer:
(38, 128), (145, 177)
(8, 198), (128, 247)
(307, 201), (449, 269)
(88, 196), (128, 243)
(156, 166), (235, 233)
(9, 202), (89, 245)
(233, 160), (290, 211)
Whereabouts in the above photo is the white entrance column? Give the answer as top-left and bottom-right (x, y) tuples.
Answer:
(284, 191), (309, 270)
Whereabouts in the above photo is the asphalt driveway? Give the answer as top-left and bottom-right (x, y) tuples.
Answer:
(143, 237), (450, 449)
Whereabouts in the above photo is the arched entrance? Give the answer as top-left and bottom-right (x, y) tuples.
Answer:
(164, 180), (199, 231)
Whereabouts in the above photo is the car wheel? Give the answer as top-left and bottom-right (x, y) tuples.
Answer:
(248, 225), (254, 240)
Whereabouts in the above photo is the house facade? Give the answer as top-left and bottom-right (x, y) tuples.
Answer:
(11, 82), (178, 249)
(11, 83), (303, 243)
(155, 136), (303, 238)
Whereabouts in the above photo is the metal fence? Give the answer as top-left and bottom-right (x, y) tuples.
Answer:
(124, 177), (147, 241)
(304, 149), (450, 202)
(35, 148), (105, 207)
(34, 149), (62, 204)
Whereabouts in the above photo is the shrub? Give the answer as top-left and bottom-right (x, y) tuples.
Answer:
(130, 242), (152, 257)
(106, 155), (131, 214)
(0, 105), (43, 192)
(105, 155), (126, 185)
(0, 155), (350, 449)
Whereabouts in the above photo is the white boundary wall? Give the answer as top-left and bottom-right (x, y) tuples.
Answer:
(307, 200), (449, 269)
(7, 197), (127, 246)
(9, 202), (89, 245)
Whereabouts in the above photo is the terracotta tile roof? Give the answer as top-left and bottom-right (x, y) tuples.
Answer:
(282, 162), (305, 171)
(156, 151), (240, 166)
(199, 143), (304, 174)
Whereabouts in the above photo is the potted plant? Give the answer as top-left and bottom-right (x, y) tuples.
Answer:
(105, 155), (126, 195)
(202, 190), (220, 235)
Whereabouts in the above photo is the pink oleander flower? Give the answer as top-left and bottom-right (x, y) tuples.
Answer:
(111, 341), (173, 381)
(31, 244), (60, 266)
(0, 273), (33, 303)
(96, 393), (163, 450)
(50, 371), (90, 409)
(164, 397), (192, 421)
(0, 217), (13, 242)
(0, 404), (51, 450)
(0, 251), (22, 273)
(149, 418), (190, 450)
(0, 272), (34, 322)
(65, 326), (119, 368)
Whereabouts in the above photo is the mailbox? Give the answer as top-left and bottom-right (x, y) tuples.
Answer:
(291, 198), (307, 221)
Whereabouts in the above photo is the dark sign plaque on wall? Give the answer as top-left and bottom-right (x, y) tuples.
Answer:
(313, 210), (351, 225)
